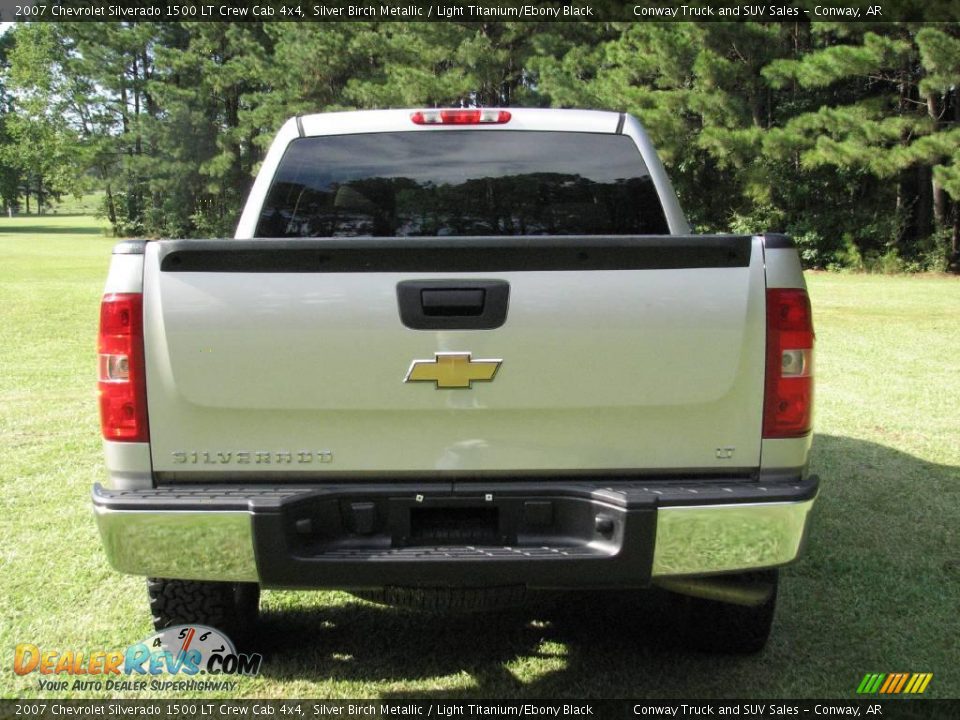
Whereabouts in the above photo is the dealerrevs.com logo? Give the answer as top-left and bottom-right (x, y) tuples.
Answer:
(14, 625), (262, 692)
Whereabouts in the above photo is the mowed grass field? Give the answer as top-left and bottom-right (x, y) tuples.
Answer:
(1, 216), (958, 700)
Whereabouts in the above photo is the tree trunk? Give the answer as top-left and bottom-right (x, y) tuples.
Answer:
(953, 223), (959, 268)
(895, 170), (913, 248)
(895, 70), (912, 249)
(141, 46), (162, 219)
(951, 201), (960, 272)
(933, 179), (947, 227)
(915, 165), (932, 240)
(105, 181), (117, 227)
(927, 94), (948, 227)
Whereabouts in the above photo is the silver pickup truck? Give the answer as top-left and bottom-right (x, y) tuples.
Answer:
(93, 108), (817, 653)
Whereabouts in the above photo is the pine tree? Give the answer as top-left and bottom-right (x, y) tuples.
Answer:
(535, 23), (800, 233)
(763, 23), (960, 265)
(915, 27), (960, 264)
(148, 22), (273, 235)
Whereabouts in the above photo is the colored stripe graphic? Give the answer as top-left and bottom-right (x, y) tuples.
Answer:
(879, 674), (896, 694)
(887, 673), (910, 695)
(860, 674), (885, 694)
(893, 674), (910, 693)
(858, 673), (932, 694)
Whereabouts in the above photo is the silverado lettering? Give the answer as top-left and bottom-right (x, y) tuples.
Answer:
(170, 450), (333, 465)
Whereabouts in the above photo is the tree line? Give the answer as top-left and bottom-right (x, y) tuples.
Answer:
(1, 21), (958, 271)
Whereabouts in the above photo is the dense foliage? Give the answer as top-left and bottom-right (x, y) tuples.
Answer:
(1, 21), (958, 271)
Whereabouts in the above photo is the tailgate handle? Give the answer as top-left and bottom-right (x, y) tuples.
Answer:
(397, 280), (510, 330)
(421, 289), (485, 316)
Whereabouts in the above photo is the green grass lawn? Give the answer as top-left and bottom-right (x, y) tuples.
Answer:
(35, 191), (106, 217)
(1, 220), (958, 700)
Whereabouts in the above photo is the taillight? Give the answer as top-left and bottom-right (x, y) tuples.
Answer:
(98, 293), (149, 442)
(411, 109), (512, 125)
(763, 288), (814, 438)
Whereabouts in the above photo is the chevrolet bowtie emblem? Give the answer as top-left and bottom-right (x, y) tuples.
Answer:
(404, 352), (502, 389)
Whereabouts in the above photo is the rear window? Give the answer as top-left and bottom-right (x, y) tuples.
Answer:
(255, 131), (669, 237)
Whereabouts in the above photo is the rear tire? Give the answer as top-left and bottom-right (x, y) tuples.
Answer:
(680, 570), (778, 653)
(147, 579), (259, 646)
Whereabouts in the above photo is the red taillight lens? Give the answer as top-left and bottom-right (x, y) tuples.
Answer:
(98, 293), (148, 442)
(411, 109), (512, 125)
(763, 288), (814, 438)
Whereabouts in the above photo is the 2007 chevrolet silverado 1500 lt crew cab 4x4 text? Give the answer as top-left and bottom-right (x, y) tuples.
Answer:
(93, 108), (817, 653)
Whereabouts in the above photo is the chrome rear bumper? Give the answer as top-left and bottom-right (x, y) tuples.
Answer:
(93, 476), (817, 587)
(94, 506), (258, 582)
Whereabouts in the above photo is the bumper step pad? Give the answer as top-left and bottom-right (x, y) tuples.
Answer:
(93, 474), (818, 589)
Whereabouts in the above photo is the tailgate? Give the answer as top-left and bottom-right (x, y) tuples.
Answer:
(143, 236), (766, 476)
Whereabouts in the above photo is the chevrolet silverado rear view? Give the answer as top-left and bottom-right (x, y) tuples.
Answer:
(93, 108), (817, 653)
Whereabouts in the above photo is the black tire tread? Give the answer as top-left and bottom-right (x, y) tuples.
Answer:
(147, 579), (259, 644)
(681, 570), (779, 654)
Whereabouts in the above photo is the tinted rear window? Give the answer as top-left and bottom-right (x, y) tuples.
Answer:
(255, 131), (669, 237)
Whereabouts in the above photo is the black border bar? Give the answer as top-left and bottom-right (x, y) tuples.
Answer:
(158, 235), (753, 273)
